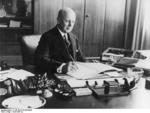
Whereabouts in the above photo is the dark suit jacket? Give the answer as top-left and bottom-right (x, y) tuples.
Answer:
(34, 26), (85, 76)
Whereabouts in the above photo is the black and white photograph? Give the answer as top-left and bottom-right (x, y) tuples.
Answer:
(0, 0), (150, 111)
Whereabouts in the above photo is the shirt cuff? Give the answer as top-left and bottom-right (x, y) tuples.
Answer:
(56, 63), (66, 73)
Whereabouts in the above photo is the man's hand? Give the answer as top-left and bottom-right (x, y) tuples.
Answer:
(62, 62), (78, 74)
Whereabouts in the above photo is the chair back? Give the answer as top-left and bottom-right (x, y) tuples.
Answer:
(20, 34), (41, 65)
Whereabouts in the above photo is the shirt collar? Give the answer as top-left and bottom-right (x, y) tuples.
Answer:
(57, 27), (67, 38)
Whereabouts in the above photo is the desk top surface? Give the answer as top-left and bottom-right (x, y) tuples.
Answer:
(0, 66), (150, 109)
(41, 78), (150, 108)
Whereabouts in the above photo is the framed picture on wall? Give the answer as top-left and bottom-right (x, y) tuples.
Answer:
(0, 0), (32, 18)
(0, 0), (33, 28)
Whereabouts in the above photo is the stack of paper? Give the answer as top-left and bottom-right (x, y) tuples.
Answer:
(135, 59), (150, 70)
(136, 50), (150, 59)
(67, 62), (122, 79)
(6, 69), (34, 80)
(73, 88), (92, 96)
(66, 79), (86, 88)
(9, 20), (21, 27)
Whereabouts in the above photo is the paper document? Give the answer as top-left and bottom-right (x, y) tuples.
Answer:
(6, 69), (34, 80)
(73, 88), (92, 96)
(9, 20), (21, 27)
(135, 59), (150, 70)
(67, 62), (122, 79)
(104, 71), (121, 77)
(67, 79), (86, 88)
(136, 50), (150, 59)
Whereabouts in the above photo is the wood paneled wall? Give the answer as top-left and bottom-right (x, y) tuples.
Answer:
(83, 0), (105, 56)
(34, 0), (62, 33)
(103, 0), (126, 50)
(34, 0), (137, 57)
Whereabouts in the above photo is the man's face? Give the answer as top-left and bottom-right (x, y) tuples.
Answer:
(58, 12), (76, 33)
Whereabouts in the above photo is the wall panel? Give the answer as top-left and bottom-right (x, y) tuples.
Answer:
(34, 0), (62, 33)
(84, 0), (105, 56)
(103, 0), (126, 50)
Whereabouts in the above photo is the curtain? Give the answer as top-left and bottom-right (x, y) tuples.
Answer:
(132, 0), (150, 50)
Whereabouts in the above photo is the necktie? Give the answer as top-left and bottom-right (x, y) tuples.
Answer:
(64, 34), (70, 47)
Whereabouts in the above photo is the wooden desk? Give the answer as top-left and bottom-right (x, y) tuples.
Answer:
(0, 66), (150, 108)
(37, 78), (150, 108)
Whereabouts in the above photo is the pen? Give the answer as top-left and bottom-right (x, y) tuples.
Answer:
(69, 54), (74, 62)
(99, 69), (117, 74)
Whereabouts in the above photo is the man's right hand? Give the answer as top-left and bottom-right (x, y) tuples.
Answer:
(62, 62), (78, 74)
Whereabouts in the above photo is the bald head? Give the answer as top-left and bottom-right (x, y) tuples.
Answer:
(58, 7), (76, 20)
(57, 7), (76, 33)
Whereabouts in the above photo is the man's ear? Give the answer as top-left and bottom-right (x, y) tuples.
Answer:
(57, 17), (62, 24)
(57, 17), (60, 24)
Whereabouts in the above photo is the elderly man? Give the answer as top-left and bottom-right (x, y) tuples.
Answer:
(34, 7), (85, 78)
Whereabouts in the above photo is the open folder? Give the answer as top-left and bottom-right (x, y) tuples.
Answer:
(67, 62), (122, 79)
